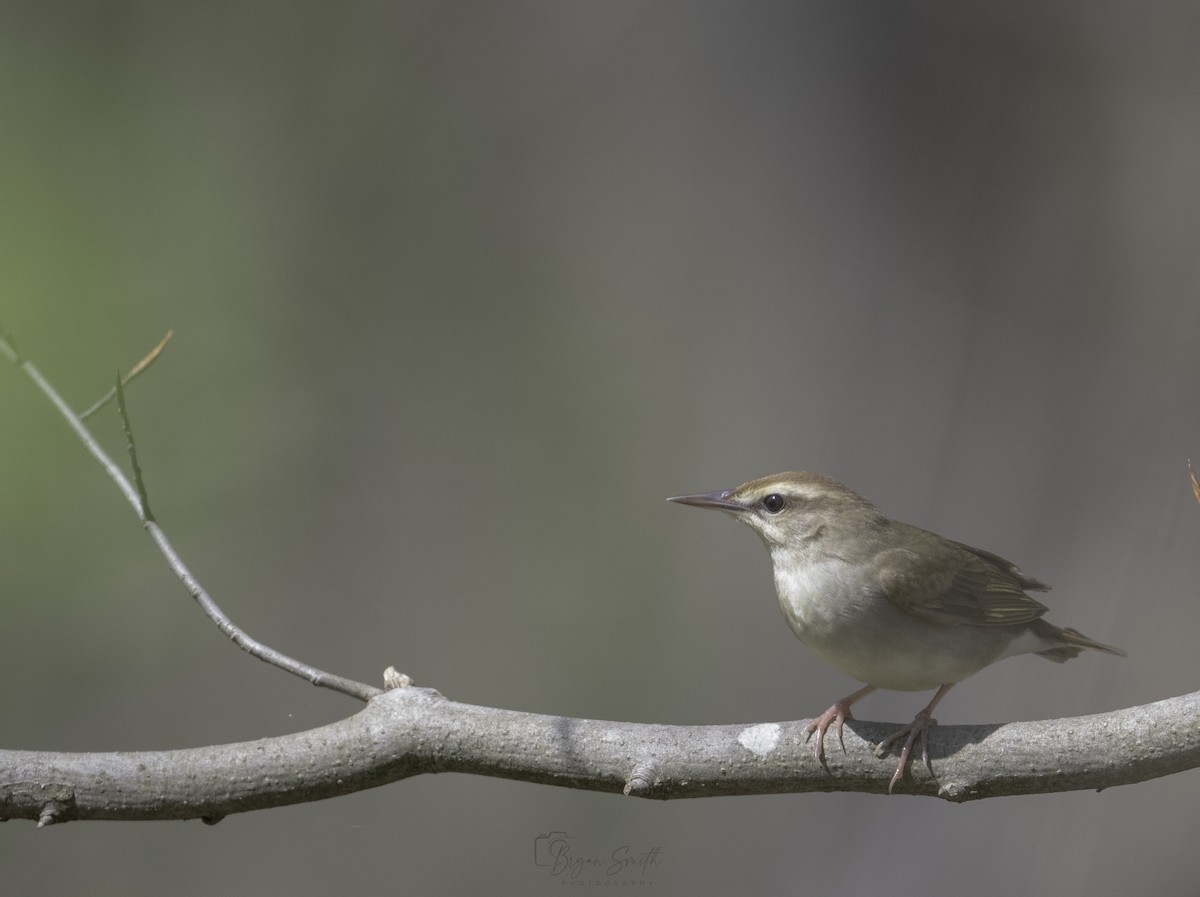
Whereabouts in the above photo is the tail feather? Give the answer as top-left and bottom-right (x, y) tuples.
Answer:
(1031, 621), (1126, 664)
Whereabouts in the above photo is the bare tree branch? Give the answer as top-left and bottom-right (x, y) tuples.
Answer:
(0, 328), (379, 703)
(2, 686), (1197, 825)
(2, 327), (1197, 825)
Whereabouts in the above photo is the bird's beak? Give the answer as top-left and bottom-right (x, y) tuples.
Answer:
(666, 489), (743, 512)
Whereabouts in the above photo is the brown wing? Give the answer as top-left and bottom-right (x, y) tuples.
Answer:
(946, 539), (1050, 592)
(874, 526), (1050, 627)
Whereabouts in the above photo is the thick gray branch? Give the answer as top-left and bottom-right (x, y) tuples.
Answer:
(3, 687), (1197, 824)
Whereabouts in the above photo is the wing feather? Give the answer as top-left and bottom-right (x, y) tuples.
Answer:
(874, 526), (1049, 627)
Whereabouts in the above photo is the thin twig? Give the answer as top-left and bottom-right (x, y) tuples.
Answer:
(0, 327), (380, 703)
(0, 324), (19, 364)
(115, 373), (154, 522)
(79, 330), (173, 420)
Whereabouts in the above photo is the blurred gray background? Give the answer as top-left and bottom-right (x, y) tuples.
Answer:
(3, 2), (1199, 894)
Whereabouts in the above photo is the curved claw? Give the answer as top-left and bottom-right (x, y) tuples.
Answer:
(804, 685), (877, 769)
(878, 714), (935, 793)
(877, 683), (953, 793)
(805, 702), (853, 767)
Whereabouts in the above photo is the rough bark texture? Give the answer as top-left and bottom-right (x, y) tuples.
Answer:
(3, 686), (1197, 824)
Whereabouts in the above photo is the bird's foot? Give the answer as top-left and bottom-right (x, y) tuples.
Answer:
(805, 701), (855, 768)
(877, 708), (937, 793)
(804, 685), (877, 769)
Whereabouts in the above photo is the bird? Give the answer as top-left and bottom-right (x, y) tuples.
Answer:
(668, 471), (1125, 792)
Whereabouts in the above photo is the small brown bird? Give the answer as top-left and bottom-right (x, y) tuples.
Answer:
(669, 472), (1125, 792)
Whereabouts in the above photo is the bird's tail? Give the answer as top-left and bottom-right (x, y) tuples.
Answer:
(1030, 620), (1127, 663)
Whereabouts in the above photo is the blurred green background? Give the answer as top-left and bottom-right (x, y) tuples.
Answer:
(3, 2), (1200, 894)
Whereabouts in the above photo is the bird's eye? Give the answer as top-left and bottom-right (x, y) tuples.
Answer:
(762, 493), (786, 514)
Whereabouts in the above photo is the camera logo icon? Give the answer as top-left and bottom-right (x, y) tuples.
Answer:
(533, 831), (572, 867)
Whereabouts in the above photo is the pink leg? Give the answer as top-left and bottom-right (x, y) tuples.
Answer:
(805, 684), (877, 767)
(877, 683), (954, 793)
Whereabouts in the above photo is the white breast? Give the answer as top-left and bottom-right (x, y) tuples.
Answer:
(771, 554), (858, 642)
(768, 549), (1018, 691)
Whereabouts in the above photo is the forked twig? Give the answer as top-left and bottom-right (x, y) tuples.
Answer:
(79, 330), (174, 420)
(0, 327), (380, 702)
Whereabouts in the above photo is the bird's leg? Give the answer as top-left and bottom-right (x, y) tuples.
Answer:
(877, 683), (954, 793)
(805, 684), (877, 767)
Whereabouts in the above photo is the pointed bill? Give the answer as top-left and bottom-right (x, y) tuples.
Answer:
(666, 489), (742, 511)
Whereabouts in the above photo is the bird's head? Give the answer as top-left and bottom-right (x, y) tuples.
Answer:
(668, 471), (884, 555)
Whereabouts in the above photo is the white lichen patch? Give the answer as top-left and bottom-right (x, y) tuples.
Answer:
(737, 722), (780, 758)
